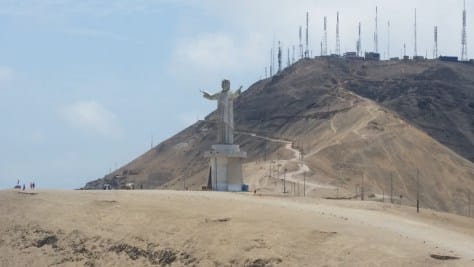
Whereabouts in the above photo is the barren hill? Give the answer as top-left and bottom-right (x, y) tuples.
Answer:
(84, 58), (474, 216)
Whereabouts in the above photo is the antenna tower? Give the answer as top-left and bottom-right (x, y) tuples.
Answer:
(434, 26), (438, 58)
(299, 26), (303, 59)
(292, 45), (295, 63)
(278, 41), (282, 73)
(305, 12), (309, 58)
(462, 0), (468, 61)
(414, 8), (418, 57)
(357, 22), (361, 56)
(287, 47), (290, 67)
(387, 21), (390, 59)
(375, 6), (379, 53)
(336, 12), (341, 55)
(269, 49), (273, 76)
(323, 16), (328, 56)
(272, 36), (276, 74)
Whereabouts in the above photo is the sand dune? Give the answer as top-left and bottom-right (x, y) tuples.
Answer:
(1, 189), (472, 266)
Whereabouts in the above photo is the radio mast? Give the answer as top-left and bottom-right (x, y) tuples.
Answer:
(434, 26), (438, 59)
(461, 0), (468, 61)
(323, 16), (328, 56)
(305, 12), (309, 58)
(374, 6), (378, 53)
(336, 12), (341, 56)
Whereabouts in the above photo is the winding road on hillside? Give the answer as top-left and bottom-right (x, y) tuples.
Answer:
(236, 131), (335, 191)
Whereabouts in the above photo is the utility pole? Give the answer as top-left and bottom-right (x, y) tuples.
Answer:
(264, 139), (268, 161)
(390, 172), (393, 203)
(416, 169), (420, 213)
(303, 171), (306, 197)
(469, 191), (471, 217)
(277, 164), (280, 180)
(361, 173), (364, 201)
(214, 158), (218, 190)
(268, 161), (272, 178)
(183, 174), (186, 190)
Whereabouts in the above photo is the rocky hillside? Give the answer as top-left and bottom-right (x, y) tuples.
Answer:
(84, 58), (474, 216)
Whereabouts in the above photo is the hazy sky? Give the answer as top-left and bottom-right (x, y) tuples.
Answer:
(0, 0), (471, 189)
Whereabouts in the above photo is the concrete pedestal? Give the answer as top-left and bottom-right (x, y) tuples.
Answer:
(204, 144), (247, 192)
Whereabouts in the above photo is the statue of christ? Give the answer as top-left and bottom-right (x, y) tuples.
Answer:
(201, 79), (241, 144)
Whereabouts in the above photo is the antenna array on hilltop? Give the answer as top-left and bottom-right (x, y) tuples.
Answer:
(264, 3), (471, 79)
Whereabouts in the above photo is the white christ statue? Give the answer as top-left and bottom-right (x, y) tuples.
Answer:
(201, 79), (242, 144)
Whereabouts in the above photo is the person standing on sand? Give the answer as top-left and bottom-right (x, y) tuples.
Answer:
(22, 184), (25, 191)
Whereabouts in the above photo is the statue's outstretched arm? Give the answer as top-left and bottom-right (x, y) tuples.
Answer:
(201, 90), (219, 100)
(231, 86), (243, 99)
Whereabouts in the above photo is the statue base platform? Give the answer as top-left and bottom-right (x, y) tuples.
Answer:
(204, 144), (247, 192)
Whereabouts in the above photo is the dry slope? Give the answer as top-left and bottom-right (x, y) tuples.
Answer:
(84, 58), (474, 216)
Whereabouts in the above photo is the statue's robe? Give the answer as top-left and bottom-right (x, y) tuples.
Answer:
(204, 89), (239, 144)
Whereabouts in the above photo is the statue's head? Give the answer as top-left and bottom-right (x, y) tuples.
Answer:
(221, 79), (230, 91)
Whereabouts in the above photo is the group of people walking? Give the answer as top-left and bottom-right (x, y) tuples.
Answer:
(16, 179), (36, 191)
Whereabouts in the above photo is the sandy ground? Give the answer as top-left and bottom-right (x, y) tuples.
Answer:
(0, 189), (473, 267)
